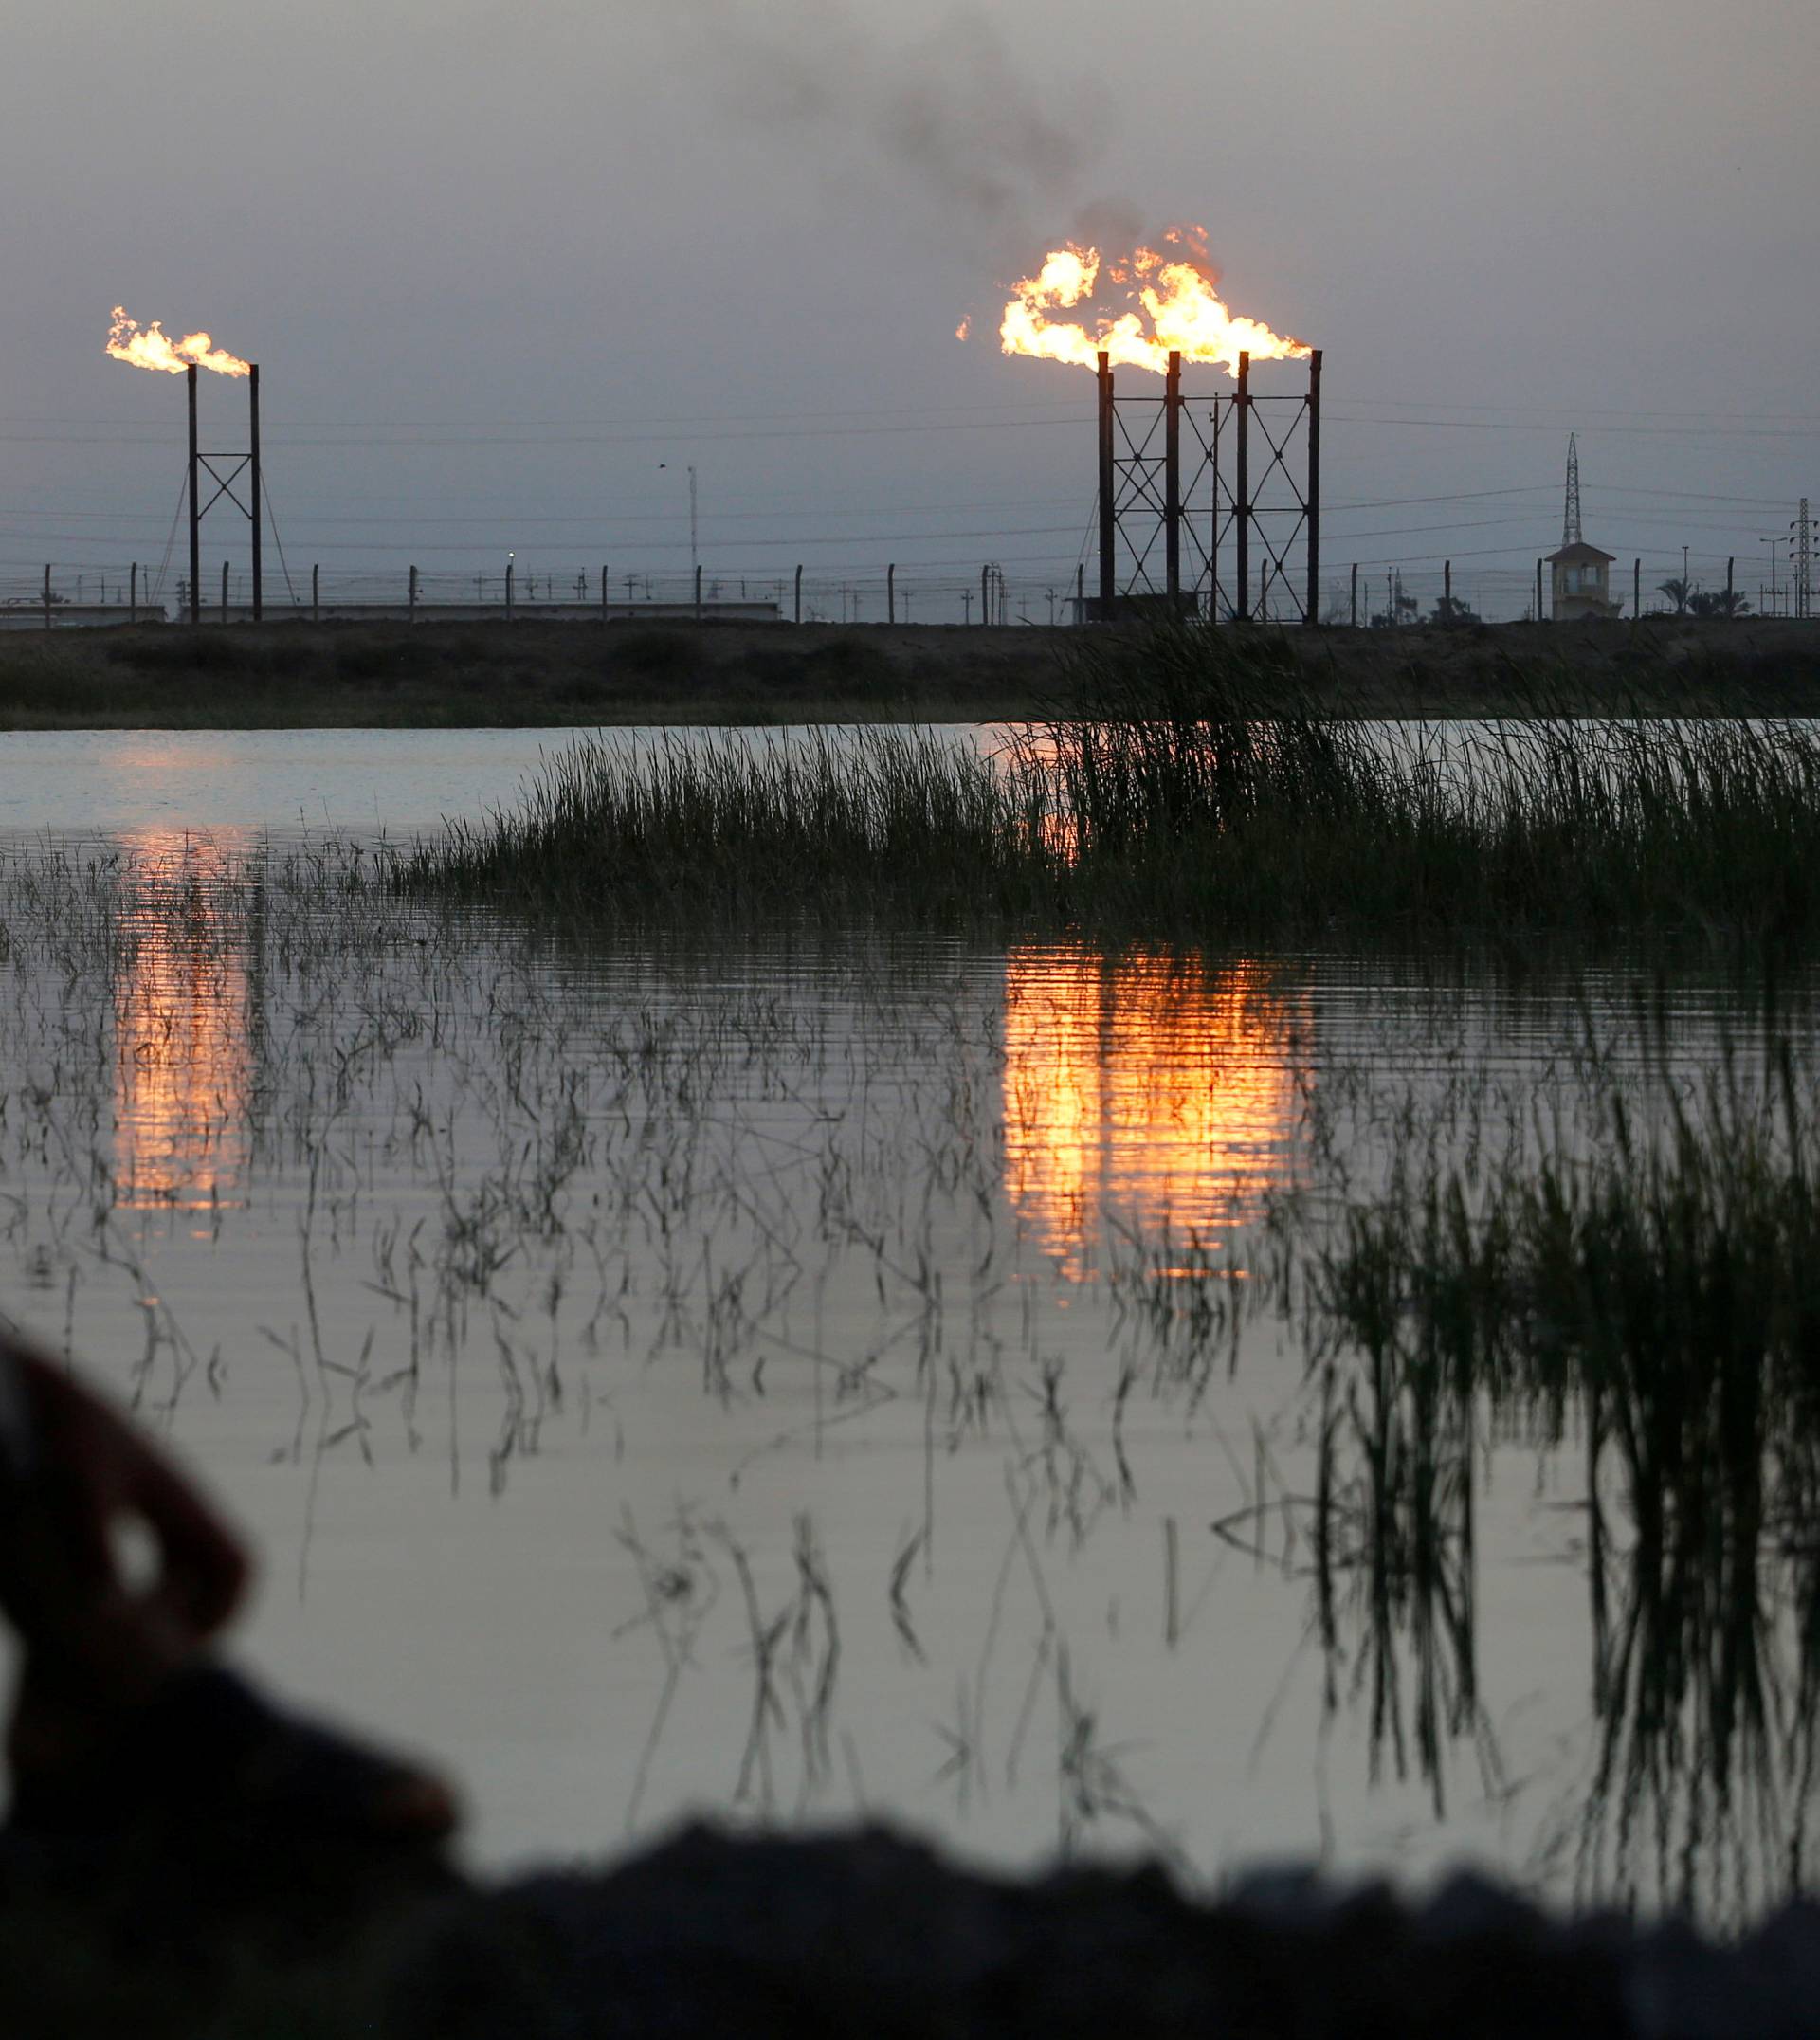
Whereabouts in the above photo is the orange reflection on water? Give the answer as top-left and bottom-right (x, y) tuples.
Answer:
(1002, 944), (1304, 1277)
(112, 829), (253, 1210)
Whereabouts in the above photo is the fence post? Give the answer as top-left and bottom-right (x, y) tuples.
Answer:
(693, 564), (702, 620)
(887, 562), (896, 626)
(1444, 559), (1452, 610)
(794, 564), (803, 625)
(1350, 562), (1357, 628)
(504, 560), (515, 622)
(130, 563), (138, 624)
(1536, 558), (1544, 622)
(1727, 556), (1735, 611)
(312, 564), (319, 622)
(601, 565), (609, 624)
(981, 563), (990, 626)
(42, 565), (50, 630)
(221, 560), (229, 623)
(1633, 558), (1640, 622)
(1076, 561), (1084, 624)
(409, 564), (418, 623)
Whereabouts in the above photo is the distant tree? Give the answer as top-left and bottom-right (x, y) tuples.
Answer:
(1428, 592), (1482, 628)
(1657, 576), (1694, 615)
(1687, 587), (1751, 619)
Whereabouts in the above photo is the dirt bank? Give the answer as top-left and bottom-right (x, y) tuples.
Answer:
(1, 615), (1818, 728)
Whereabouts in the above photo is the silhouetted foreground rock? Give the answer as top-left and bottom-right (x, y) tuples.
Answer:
(390, 1826), (1820, 2040)
(6, 1818), (1820, 2035)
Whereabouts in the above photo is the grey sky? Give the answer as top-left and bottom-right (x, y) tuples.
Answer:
(4, 0), (1816, 617)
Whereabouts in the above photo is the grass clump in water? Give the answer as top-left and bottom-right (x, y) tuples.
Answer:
(406, 620), (1820, 949)
(403, 725), (1046, 921)
(1034, 624), (1820, 946)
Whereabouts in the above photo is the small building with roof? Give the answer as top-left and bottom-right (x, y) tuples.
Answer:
(1548, 539), (1621, 621)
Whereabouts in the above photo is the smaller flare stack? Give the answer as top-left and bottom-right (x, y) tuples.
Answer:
(106, 307), (263, 624)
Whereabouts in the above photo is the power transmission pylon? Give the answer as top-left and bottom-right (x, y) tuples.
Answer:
(1793, 498), (1812, 620)
(1562, 432), (1581, 548)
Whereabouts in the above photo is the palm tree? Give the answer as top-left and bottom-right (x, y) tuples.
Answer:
(1657, 576), (1694, 615)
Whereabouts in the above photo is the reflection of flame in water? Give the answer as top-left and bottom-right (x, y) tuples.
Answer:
(113, 829), (253, 1210)
(1003, 945), (1302, 1276)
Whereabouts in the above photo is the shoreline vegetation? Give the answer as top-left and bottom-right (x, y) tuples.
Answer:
(403, 624), (1820, 952)
(0, 612), (1819, 728)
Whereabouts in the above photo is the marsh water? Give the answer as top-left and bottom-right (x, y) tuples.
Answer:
(0, 728), (1810, 1925)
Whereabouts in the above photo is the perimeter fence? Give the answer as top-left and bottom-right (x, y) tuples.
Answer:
(0, 558), (1810, 630)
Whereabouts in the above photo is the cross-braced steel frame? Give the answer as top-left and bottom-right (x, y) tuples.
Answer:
(186, 360), (263, 624)
(1096, 346), (1321, 624)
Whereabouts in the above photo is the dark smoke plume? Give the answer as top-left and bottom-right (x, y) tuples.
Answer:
(676, 0), (1134, 256)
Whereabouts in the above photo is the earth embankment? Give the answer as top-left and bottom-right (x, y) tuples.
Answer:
(1, 615), (1817, 727)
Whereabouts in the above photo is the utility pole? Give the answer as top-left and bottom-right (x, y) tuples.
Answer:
(688, 466), (699, 588)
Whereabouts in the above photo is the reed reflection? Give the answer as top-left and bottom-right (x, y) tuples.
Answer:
(112, 829), (254, 1211)
(1284, 1071), (1820, 1923)
(1001, 944), (1305, 1278)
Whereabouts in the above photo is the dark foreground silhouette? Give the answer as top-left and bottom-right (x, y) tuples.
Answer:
(7, 1804), (1820, 2039)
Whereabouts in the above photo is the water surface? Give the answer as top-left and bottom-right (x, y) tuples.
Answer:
(0, 728), (1805, 1925)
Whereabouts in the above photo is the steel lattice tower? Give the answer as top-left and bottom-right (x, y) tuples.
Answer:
(1794, 497), (1812, 621)
(1562, 432), (1582, 548)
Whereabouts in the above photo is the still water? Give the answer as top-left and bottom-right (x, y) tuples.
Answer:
(0, 729), (1804, 1924)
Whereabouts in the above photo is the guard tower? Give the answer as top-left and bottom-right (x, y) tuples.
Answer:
(1547, 433), (1621, 620)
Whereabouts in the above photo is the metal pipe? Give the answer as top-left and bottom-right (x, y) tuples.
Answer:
(42, 564), (50, 630)
(1634, 558), (1641, 621)
(601, 565), (609, 623)
(1304, 349), (1321, 627)
(1210, 395), (1223, 622)
(505, 559), (514, 621)
(1234, 353), (1250, 621)
(1164, 350), (1181, 606)
(794, 564), (803, 625)
(887, 562), (896, 626)
(1097, 351), (1115, 616)
(694, 563), (702, 619)
(221, 559), (228, 622)
(409, 564), (418, 621)
(1350, 561), (1357, 628)
(249, 364), (263, 623)
(1536, 558), (1544, 622)
(187, 365), (200, 626)
(1076, 561), (1084, 624)
(130, 561), (138, 625)
(312, 562), (319, 622)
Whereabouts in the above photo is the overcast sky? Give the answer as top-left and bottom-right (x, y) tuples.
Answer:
(5, 0), (1816, 618)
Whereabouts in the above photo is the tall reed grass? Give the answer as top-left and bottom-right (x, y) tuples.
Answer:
(404, 623), (1820, 949)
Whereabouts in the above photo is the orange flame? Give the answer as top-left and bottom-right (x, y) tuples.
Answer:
(106, 305), (250, 378)
(993, 226), (1307, 378)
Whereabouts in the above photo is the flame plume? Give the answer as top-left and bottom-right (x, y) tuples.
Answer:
(106, 305), (250, 378)
(992, 227), (1307, 378)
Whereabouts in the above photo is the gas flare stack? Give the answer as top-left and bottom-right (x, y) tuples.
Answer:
(1094, 345), (1321, 625)
(104, 309), (261, 624)
(184, 360), (263, 625)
